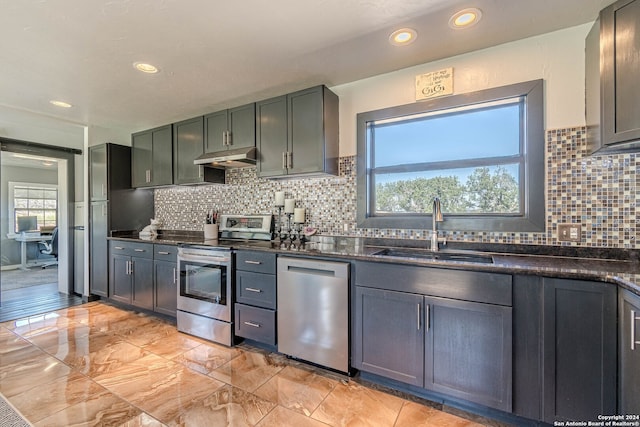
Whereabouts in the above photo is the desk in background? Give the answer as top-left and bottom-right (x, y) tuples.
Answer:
(13, 234), (52, 270)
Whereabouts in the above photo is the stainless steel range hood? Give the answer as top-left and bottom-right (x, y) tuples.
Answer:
(194, 146), (256, 168)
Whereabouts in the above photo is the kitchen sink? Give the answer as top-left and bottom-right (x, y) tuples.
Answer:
(372, 248), (494, 264)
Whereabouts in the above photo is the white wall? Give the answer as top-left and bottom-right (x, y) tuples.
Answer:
(332, 23), (591, 157)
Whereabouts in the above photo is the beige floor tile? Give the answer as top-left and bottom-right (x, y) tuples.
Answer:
(254, 365), (338, 416)
(89, 310), (155, 335)
(257, 406), (331, 427)
(311, 380), (405, 427)
(120, 412), (168, 427)
(94, 352), (225, 424)
(33, 388), (142, 427)
(209, 350), (287, 392)
(396, 401), (486, 426)
(0, 352), (72, 397)
(142, 330), (204, 359)
(7, 312), (72, 338)
(8, 371), (105, 423)
(172, 342), (244, 375)
(168, 384), (276, 427)
(0, 327), (35, 356)
(123, 319), (177, 347)
(24, 321), (91, 349)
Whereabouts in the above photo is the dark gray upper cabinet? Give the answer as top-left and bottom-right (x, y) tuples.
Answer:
(132, 124), (173, 187)
(90, 144), (107, 201)
(204, 103), (256, 152)
(619, 289), (640, 415)
(257, 85), (339, 178)
(173, 116), (204, 185)
(586, 0), (640, 153)
(542, 278), (616, 423)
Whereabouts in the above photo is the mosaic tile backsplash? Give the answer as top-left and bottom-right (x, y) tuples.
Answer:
(154, 126), (639, 249)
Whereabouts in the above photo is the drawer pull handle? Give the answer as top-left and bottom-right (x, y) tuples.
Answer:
(244, 260), (262, 265)
(134, 249), (146, 252)
(245, 287), (262, 293)
(244, 321), (261, 328)
(158, 251), (171, 255)
(114, 246), (124, 250)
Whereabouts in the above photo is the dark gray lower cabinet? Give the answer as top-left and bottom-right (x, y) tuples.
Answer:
(543, 278), (616, 423)
(355, 287), (424, 387)
(619, 289), (640, 414)
(89, 201), (108, 297)
(354, 261), (513, 412)
(154, 260), (177, 316)
(109, 251), (153, 310)
(425, 296), (512, 412)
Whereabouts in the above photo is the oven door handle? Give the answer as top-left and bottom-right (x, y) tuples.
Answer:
(178, 254), (230, 264)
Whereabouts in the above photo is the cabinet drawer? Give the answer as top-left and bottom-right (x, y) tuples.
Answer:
(109, 240), (153, 259)
(154, 244), (177, 261)
(235, 303), (276, 345)
(236, 271), (276, 309)
(355, 261), (512, 306)
(236, 251), (276, 274)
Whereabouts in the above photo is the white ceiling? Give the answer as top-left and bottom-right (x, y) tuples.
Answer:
(0, 0), (613, 143)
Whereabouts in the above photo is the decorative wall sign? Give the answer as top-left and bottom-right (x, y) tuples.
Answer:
(416, 68), (453, 100)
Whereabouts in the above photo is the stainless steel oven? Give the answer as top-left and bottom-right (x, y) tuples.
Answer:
(177, 245), (233, 345)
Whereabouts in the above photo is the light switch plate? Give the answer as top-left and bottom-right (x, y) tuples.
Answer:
(558, 223), (582, 242)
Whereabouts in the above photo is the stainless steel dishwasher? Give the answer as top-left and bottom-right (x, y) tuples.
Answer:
(277, 257), (349, 373)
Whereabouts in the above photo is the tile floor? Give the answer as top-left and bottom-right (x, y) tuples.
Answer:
(0, 302), (488, 426)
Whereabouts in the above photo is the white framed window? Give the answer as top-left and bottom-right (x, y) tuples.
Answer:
(8, 181), (58, 235)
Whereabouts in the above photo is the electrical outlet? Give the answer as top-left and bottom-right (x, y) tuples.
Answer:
(558, 223), (582, 242)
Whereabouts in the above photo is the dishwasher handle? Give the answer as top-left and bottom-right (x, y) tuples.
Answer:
(278, 257), (349, 280)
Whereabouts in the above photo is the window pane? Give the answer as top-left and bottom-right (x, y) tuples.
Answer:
(15, 198), (28, 208)
(44, 211), (57, 222)
(372, 101), (521, 168)
(44, 199), (57, 209)
(374, 164), (520, 214)
(28, 199), (44, 209)
(43, 190), (57, 199)
(14, 188), (29, 198)
(28, 189), (44, 199)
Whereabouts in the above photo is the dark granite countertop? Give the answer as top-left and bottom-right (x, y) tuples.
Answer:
(108, 231), (640, 296)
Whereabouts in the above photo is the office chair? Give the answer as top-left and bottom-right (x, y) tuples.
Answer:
(39, 227), (58, 269)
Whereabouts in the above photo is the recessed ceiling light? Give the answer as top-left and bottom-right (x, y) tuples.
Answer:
(449, 8), (482, 29)
(389, 28), (417, 46)
(133, 62), (159, 74)
(49, 100), (72, 108)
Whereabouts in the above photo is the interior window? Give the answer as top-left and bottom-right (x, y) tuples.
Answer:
(356, 79), (545, 232)
(9, 182), (58, 233)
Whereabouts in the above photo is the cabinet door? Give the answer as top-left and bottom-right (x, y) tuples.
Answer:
(602, 0), (640, 146)
(155, 260), (177, 316)
(90, 145), (107, 201)
(288, 86), (325, 175)
(131, 257), (153, 310)
(424, 296), (512, 412)
(354, 287), (424, 386)
(151, 125), (173, 186)
(110, 254), (132, 304)
(204, 110), (229, 152)
(131, 130), (153, 187)
(619, 289), (640, 414)
(543, 278), (616, 423)
(89, 201), (109, 297)
(256, 95), (288, 177)
(228, 103), (256, 150)
(173, 117), (204, 185)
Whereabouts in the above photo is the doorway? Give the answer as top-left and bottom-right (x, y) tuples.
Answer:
(0, 140), (83, 321)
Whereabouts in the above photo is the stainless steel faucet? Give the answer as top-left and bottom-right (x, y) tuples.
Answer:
(431, 197), (446, 252)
